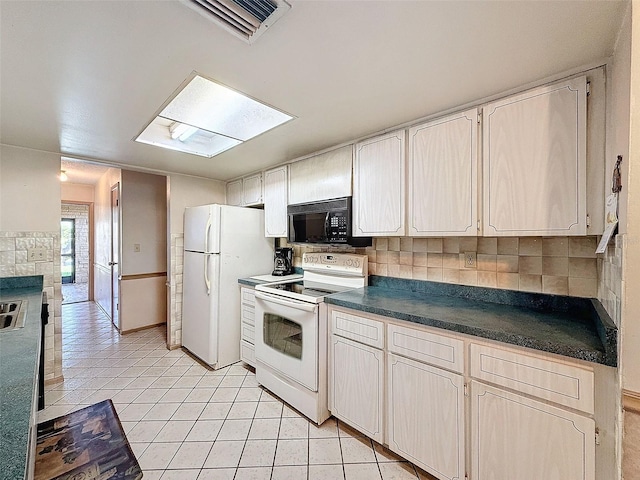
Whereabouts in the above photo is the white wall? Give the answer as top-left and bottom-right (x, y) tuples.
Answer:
(168, 173), (226, 234)
(0, 145), (60, 231)
(0, 144), (63, 380)
(121, 170), (167, 275)
(61, 183), (94, 203)
(621, 2), (640, 394)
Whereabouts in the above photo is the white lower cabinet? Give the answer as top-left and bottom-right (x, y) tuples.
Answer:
(471, 381), (595, 480)
(240, 287), (256, 367)
(330, 334), (384, 443)
(328, 306), (601, 480)
(388, 353), (465, 480)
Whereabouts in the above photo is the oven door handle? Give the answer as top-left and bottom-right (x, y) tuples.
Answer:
(254, 291), (318, 312)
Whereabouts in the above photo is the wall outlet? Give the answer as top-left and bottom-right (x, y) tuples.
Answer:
(464, 251), (477, 268)
(133, 244), (141, 253)
(27, 248), (47, 262)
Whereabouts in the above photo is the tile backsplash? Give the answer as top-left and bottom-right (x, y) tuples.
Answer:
(283, 236), (599, 297)
(0, 231), (62, 380)
(168, 233), (184, 348)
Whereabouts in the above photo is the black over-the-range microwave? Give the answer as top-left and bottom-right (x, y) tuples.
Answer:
(287, 197), (372, 247)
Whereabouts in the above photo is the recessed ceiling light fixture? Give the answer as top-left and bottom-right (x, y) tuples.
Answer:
(135, 74), (294, 158)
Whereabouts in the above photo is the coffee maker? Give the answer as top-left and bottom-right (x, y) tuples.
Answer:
(272, 247), (294, 276)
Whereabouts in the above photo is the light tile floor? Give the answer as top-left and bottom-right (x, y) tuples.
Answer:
(40, 302), (437, 480)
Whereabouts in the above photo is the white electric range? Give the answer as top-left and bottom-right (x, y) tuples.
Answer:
(253, 252), (368, 424)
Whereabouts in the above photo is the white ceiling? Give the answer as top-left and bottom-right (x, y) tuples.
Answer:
(0, 0), (628, 182)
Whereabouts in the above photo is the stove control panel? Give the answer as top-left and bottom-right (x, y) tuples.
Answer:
(302, 252), (368, 276)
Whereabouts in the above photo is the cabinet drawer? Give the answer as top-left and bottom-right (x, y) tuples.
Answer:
(470, 343), (594, 414)
(242, 305), (255, 326)
(242, 323), (255, 344)
(388, 324), (464, 374)
(331, 309), (384, 348)
(241, 340), (255, 366)
(242, 288), (256, 305)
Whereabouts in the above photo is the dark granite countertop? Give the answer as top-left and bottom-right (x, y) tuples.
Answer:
(0, 275), (44, 480)
(325, 276), (617, 367)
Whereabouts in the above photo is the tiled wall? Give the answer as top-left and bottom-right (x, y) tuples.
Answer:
(60, 203), (90, 284)
(599, 234), (623, 326)
(0, 231), (62, 380)
(168, 234), (184, 348)
(284, 235), (600, 298)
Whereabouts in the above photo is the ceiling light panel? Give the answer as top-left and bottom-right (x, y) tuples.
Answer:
(136, 116), (241, 158)
(135, 74), (293, 158)
(160, 75), (293, 141)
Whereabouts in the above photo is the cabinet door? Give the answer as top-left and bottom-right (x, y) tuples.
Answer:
(242, 173), (263, 205)
(353, 130), (405, 236)
(288, 145), (353, 205)
(408, 109), (478, 236)
(330, 335), (384, 442)
(226, 179), (243, 206)
(471, 381), (595, 480)
(264, 166), (288, 237)
(388, 353), (465, 480)
(482, 76), (587, 236)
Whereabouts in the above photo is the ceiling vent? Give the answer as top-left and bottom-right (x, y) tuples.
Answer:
(181, 0), (291, 44)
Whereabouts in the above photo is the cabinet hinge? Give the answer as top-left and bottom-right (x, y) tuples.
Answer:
(477, 110), (482, 124)
(595, 427), (600, 446)
(464, 383), (469, 397)
(477, 220), (480, 231)
(586, 214), (591, 228)
(465, 473), (469, 480)
(587, 81), (591, 97)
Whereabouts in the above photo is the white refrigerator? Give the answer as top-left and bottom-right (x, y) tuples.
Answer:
(182, 204), (274, 368)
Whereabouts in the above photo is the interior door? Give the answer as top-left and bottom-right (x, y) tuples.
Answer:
(110, 183), (120, 329)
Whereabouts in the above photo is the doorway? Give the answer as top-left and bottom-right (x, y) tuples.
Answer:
(110, 183), (120, 329)
(60, 203), (92, 304)
(61, 218), (76, 284)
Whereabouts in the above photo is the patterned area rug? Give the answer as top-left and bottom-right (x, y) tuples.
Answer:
(35, 399), (142, 480)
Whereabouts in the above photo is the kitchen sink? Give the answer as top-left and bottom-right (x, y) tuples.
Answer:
(0, 300), (26, 331)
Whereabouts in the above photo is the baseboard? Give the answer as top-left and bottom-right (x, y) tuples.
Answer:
(45, 375), (64, 386)
(120, 322), (166, 335)
(622, 389), (640, 413)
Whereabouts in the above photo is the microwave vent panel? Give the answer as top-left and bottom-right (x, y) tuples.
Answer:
(181, 0), (291, 44)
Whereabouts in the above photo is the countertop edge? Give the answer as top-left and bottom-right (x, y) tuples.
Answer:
(325, 290), (615, 367)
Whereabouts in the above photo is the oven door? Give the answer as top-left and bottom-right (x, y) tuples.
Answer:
(254, 291), (319, 391)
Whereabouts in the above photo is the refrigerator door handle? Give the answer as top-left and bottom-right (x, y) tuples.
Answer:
(204, 255), (211, 295)
(204, 213), (212, 253)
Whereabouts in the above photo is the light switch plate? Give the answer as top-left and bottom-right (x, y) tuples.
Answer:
(27, 248), (47, 261)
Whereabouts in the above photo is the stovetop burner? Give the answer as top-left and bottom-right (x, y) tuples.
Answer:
(260, 280), (342, 299)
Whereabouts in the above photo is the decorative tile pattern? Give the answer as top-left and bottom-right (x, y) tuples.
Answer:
(42, 302), (437, 480)
(598, 234), (622, 327)
(282, 235), (600, 298)
(0, 231), (62, 379)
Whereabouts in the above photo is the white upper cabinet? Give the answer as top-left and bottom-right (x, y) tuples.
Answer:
(408, 109), (478, 236)
(353, 130), (406, 236)
(482, 76), (587, 236)
(226, 173), (263, 207)
(242, 172), (263, 206)
(288, 145), (352, 205)
(226, 179), (243, 206)
(264, 165), (288, 238)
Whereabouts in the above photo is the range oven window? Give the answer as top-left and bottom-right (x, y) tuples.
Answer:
(263, 313), (303, 360)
